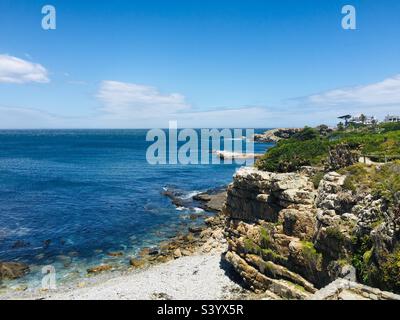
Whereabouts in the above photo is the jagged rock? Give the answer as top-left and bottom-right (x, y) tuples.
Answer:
(224, 167), (324, 291)
(188, 226), (205, 234)
(173, 248), (182, 259)
(253, 128), (302, 143)
(87, 265), (112, 274)
(130, 258), (146, 268)
(0, 262), (30, 280)
(193, 189), (227, 212)
(107, 251), (123, 257)
(354, 195), (386, 235)
(309, 279), (400, 300)
(282, 206), (316, 240)
(245, 254), (316, 293)
(223, 167), (316, 222)
(223, 165), (400, 297)
(313, 223), (354, 261)
(316, 172), (356, 214)
(286, 240), (328, 286)
(326, 143), (360, 171)
(224, 251), (311, 299)
(327, 262), (357, 282)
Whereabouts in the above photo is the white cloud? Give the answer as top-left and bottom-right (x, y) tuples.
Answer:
(93, 80), (277, 127)
(4, 75), (400, 129)
(306, 74), (400, 107)
(0, 54), (49, 84)
(97, 81), (190, 119)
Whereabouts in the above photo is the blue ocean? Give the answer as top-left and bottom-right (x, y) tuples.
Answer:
(0, 129), (270, 289)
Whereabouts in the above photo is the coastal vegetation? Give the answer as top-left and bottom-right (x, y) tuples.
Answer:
(256, 124), (400, 173)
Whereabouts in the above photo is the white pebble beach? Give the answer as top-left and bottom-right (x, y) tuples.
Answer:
(2, 253), (244, 300)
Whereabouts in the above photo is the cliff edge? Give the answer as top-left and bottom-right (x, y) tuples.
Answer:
(222, 166), (400, 300)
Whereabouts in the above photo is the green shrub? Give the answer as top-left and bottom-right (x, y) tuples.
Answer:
(292, 126), (319, 141)
(338, 162), (400, 207)
(381, 247), (400, 292)
(311, 171), (324, 189)
(301, 241), (322, 270)
(243, 238), (259, 253)
(351, 235), (373, 283)
(256, 138), (330, 172)
(260, 248), (286, 264)
(325, 226), (346, 245)
(379, 122), (400, 133)
(259, 227), (272, 249)
(372, 161), (400, 206)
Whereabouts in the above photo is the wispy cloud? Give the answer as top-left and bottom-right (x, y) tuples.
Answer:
(97, 81), (190, 119)
(2, 75), (400, 129)
(305, 74), (400, 108)
(94, 80), (274, 127)
(0, 54), (49, 84)
(282, 74), (400, 125)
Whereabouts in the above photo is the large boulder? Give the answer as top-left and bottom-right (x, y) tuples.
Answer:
(0, 261), (30, 280)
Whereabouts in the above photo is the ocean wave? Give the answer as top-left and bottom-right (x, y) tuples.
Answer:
(0, 227), (31, 239)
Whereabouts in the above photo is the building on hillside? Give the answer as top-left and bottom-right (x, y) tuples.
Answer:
(348, 115), (377, 125)
(384, 115), (400, 123)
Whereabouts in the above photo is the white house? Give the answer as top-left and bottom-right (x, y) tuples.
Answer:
(349, 115), (377, 125)
(384, 115), (400, 123)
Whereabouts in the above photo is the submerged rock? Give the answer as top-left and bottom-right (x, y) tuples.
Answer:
(87, 265), (112, 274)
(0, 262), (30, 280)
(107, 251), (124, 257)
(11, 240), (30, 249)
(193, 189), (227, 213)
(129, 258), (146, 268)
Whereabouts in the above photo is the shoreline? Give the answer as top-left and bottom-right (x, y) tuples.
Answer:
(1, 252), (248, 300)
(1, 188), (255, 300)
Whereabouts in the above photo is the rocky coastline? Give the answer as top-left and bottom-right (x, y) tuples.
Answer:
(253, 128), (302, 143)
(222, 166), (400, 300)
(0, 188), (247, 300)
(2, 164), (400, 300)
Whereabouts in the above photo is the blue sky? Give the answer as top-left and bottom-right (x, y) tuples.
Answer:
(0, 0), (400, 128)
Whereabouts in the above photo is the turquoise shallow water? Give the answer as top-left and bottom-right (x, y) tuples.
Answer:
(0, 129), (271, 289)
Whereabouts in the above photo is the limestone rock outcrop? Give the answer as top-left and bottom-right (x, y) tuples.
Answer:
(309, 279), (400, 300)
(253, 128), (302, 143)
(223, 166), (400, 299)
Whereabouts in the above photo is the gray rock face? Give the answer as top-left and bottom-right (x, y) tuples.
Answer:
(253, 128), (302, 143)
(223, 167), (316, 223)
(223, 166), (400, 299)
(326, 143), (360, 171)
(223, 167), (324, 298)
(309, 279), (400, 300)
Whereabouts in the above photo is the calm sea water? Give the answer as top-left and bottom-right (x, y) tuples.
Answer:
(0, 129), (271, 288)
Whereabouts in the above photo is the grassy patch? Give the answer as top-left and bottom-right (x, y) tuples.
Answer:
(311, 171), (325, 189)
(301, 241), (322, 270)
(339, 161), (400, 206)
(381, 246), (400, 292)
(259, 227), (272, 249)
